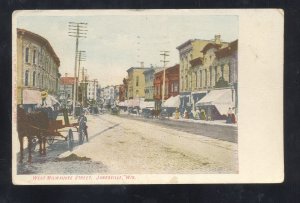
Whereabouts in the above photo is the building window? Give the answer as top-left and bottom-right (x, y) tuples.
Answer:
(33, 50), (36, 64)
(214, 66), (218, 84)
(25, 70), (29, 86)
(205, 69), (207, 87)
(37, 73), (40, 87)
(33, 71), (36, 86)
(195, 72), (198, 88)
(221, 66), (224, 78)
(185, 75), (188, 90)
(136, 76), (139, 86)
(174, 81), (179, 92)
(25, 48), (29, 63)
(200, 70), (202, 87)
(228, 64), (231, 83)
(209, 66), (212, 87)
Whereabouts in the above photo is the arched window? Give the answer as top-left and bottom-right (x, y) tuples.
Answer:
(200, 70), (202, 87)
(33, 50), (36, 64)
(205, 69), (207, 87)
(209, 66), (212, 87)
(37, 73), (40, 87)
(32, 71), (36, 86)
(25, 47), (29, 63)
(214, 66), (218, 84)
(25, 70), (29, 86)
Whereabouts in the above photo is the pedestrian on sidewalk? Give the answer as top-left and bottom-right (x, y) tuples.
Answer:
(226, 107), (233, 123)
(200, 109), (206, 120)
(231, 107), (237, 123)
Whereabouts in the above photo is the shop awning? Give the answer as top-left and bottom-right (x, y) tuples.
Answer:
(23, 89), (40, 104)
(140, 101), (155, 109)
(162, 95), (180, 108)
(196, 89), (235, 115)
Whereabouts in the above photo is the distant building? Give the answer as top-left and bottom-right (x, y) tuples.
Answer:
(126, 63), (150, 99)
(16, 28), (61, 111)
(118, 84), (126, 102)
(59, 74), (76, 106)
(102, 86), (115, 107)
(86, 79), (98, 102)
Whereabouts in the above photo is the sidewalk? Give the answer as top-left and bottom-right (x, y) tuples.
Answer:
(169, 117), (238, 127)
(120, 111), (238, 128)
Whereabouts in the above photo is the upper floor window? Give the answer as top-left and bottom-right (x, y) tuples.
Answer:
(25, 48), (29, 63)
(33, 50), (36, 64)
(136, 76), (139, 86)
(33, 71), (36, 86)
(25, 70), (29, 86)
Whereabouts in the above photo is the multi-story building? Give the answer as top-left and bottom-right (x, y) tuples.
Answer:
(118, 84), (126, 102)
(143, 67), (155, 101)
(16, 28), (61, 112)
(153, 64), (180, 110)
(176, 35), (228, 113)
(126, 65), (150, 99)
(59, 74), (76, 107)
(193, 38), (238, 120)
(86, 79), (98, 102)
(102, 85), (115, 108)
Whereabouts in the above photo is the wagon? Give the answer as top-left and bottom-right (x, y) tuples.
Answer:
(44, 108), (88, 151)
(17, 106), (88, 163)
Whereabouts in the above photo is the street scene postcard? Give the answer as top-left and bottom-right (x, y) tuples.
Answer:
(12, 10), (284, 184)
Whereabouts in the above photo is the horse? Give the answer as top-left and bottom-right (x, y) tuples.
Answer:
(17, 106), (49, 163)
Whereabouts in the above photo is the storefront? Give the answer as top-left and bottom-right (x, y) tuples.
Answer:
(179, 92), (191, 114)
(196, 88), (235, 120)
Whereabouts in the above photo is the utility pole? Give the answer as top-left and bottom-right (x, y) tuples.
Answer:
(160, 51), (169, 104)
(81, 68), (87, 106)
(76, 50), (86, 104)
(68, 22), (87, 117)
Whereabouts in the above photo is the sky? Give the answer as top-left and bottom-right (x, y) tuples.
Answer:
(16, 11), (238, 87)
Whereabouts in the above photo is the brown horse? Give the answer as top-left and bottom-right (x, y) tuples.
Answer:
(17, 106), (49, 163)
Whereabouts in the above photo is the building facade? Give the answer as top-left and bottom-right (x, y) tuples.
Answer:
(176, 35), (229, 113)
(126, 67), (150, 99)
(59, 75), (75, 107)
(16, 28), (60, 111)
(86, 79), (99, 102)
(153, 64), (180, 110)
(143, 67), (155, 101)
(190, 38), (238, 120)
(102, 85), (115, 108)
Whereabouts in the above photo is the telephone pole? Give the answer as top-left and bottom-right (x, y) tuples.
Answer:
(76, 50), (86, 103)
(68, 22), (88, 117)
(160, 51), (169, 104)
(81, 68), (87, 106)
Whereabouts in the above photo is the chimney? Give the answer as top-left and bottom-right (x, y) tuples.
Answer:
(141, 61), (144, 68)
(215, 34), (221, 45)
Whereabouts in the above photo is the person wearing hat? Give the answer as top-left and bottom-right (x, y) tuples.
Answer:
(41, 89), (48, 106)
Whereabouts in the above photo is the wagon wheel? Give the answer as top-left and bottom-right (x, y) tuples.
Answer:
(46, 136), (55, 145)
(78, 127), (84, 145)
(67, 129), (74, 151)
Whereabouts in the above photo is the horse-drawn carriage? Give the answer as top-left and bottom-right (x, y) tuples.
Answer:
(17, 105), (88, 163)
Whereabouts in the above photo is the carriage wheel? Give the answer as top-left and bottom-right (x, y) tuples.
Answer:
(46, 136), (55, 145)
(78, 128), (85, 145)
(67, 129), (74, 151)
